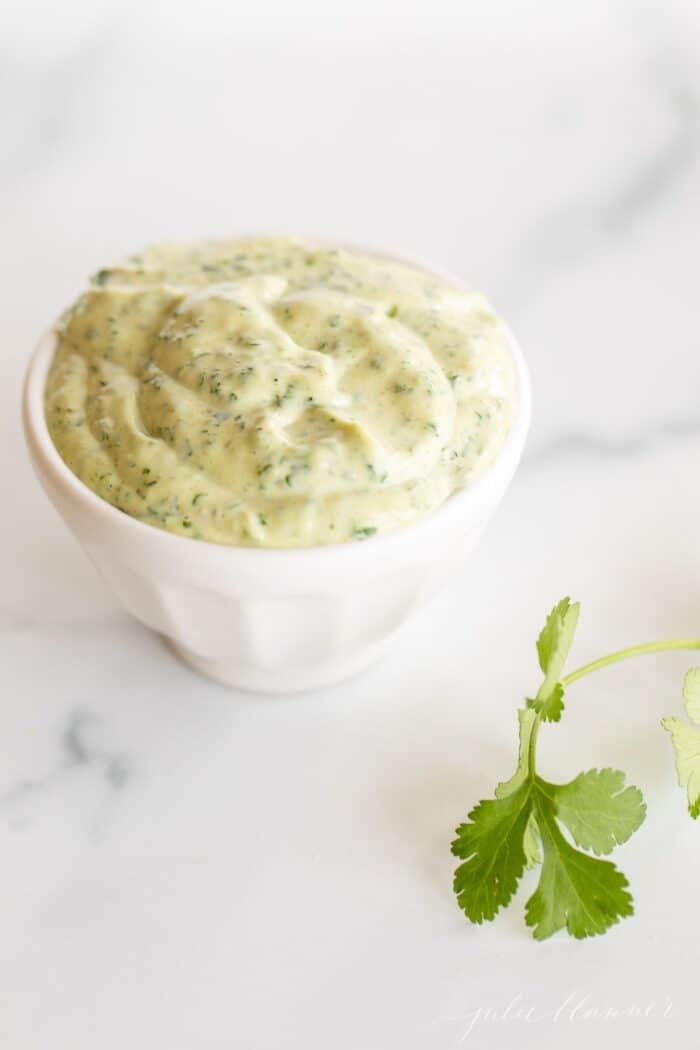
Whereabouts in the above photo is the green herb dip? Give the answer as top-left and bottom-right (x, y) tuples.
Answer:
(45, 238), (516, 547)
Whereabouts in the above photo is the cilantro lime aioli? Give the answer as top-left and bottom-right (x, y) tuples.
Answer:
(45, 238), (517, 548)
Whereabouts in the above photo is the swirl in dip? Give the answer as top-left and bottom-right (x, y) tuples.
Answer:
(45, 238), (517, 547)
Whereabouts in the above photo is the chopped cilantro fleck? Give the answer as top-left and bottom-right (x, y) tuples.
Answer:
(352, 526), (377, 540)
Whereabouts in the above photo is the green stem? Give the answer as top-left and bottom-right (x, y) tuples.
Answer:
(528, 714), (542, 780)
(561, 639), (700, 688)
(528, 639), (700, 778)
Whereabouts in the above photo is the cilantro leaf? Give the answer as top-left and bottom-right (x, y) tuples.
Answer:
(453, 770), (640, 938)
(525, 791), (634, 940)
(529, 682), (565, 723)
(536, 597), (580, 682)
(529, 597), (580, 722)
(683, 668), (700, 721)
(662, 716), (700, 819)
(523, 811), (542, 869)
(661, 666), (700, 819)
(452, 780), (533, 924)
(547, 769), (646, 855)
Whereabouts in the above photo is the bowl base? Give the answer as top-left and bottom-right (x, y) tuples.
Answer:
(164, 637), (390, 695)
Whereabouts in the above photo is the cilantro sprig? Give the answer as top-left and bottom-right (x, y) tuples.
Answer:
(452, 598), (700, 941)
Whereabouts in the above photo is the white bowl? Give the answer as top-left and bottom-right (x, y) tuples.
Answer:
(22, 253), (531, 694)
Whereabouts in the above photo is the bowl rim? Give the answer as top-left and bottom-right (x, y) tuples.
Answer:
(23, 237), (532, 568)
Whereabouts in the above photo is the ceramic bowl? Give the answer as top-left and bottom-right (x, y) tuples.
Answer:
(23, 248), (531, 693)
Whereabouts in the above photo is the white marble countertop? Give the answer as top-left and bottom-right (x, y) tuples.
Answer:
(2, 1), (700, 1047)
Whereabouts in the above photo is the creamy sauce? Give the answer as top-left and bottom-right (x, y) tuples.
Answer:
(45, 238), (517, 547)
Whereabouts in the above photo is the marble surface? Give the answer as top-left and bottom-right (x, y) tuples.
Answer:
(2, 1), (700, 1047)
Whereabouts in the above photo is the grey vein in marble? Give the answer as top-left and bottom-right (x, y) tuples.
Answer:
(496, 44), (700, 323)
(0, 27), (117, 194)
(604, 62), (700, 233)
(527, 409), (700, 468)
(0, 711), (128, 820)
(529, 66), (699, 268)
